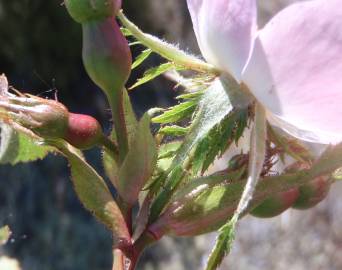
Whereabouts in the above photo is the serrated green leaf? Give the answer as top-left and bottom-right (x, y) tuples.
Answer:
(148, 80), (233, 222)
(0, 124), (54, 165)
(159, 125), (189, 137)
(117, 113), (158, 206)
(158, 141), (181, 160)
(129, 62), (179, 90)
(53, 141), (130, 245)
(157, 141), (182, 172)
(206, 216), (237, 270)
(192, 109), (248, 175)
(152, 87), (203, 125)
(152, 101), (198, 124)
(0, 225), (11, 245)
(172, 79), (233, 169)
(132, 49), (153, 69)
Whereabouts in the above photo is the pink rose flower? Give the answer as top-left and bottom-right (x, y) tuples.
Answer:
(187, 0), (342, 144)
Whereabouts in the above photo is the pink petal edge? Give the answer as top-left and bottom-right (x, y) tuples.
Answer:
(243, 0), (342, 144)
(186, 0), (257, 81)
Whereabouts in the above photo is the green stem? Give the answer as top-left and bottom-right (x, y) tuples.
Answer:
(117, 11), (219, 75)
(99, 135), (120, 163)
(107, 89), (129, 162)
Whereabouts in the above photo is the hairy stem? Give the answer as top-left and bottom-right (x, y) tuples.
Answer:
(106, 89), (129, 162)
(117, 11), (219, 75)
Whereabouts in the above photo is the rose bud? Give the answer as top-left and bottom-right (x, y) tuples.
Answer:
(65, 113), (104, 149)
(292, 175), (331, 210)
(65, 0), (131, 105)
(147, 182), (239, 239)
(287, 162), (332, 210)
(81, 17), (132, 100)
(0, 94), (111, 150)
(65, 0), (132, 156)
(250, 188), (299, 218)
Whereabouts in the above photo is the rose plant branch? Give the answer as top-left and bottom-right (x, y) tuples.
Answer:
(0, 1), (341, 270)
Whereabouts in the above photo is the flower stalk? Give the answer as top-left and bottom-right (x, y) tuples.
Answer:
(117, 10), (220, 75)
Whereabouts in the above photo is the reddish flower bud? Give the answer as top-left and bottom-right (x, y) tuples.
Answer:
(284, 162), (331, 210)
(0, 94), (106, 150)
(292, 174), (331, 210)
(65, 0), (122, 24)
(250, 188), (299, 218)
(65, 113), (103, 149)
(148, 184), (238, 239)
(82, 17), (132, 98)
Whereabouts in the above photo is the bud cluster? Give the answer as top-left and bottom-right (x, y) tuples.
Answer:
(251, 161), (331, 218)
(147, 161), (332, 238)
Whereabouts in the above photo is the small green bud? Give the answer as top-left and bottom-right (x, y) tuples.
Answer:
(65, 0), (121, 23)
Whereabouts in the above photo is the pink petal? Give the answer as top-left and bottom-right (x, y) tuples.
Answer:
(243, 0), (342, 144)
(187, 0), (257, 80)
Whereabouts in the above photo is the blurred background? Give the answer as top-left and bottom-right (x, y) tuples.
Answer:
(0, 0), (342, 269)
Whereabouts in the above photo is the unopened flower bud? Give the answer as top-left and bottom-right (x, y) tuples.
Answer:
(250, 188), (299, 218)
(0, 94), (106, 150)
(0, 96), (69, 139)
(65, 113), (103, 149)
(148, 184), (238, 238)
(82, 17), (132, 98)
(287, 162), (332, 210)
(65, 0), (122, 23)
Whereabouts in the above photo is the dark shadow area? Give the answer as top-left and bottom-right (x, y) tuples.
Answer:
(0, 1), (184, 269)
